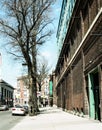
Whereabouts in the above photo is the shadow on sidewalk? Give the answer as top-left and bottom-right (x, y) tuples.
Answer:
(39, 107), (61, 115)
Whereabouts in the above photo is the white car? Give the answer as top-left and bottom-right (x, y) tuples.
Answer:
(12, 105), (26, 116)
(0, 105), (9, 111)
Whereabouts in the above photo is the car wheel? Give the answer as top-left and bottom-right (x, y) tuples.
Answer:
(23, 113), (26, 116)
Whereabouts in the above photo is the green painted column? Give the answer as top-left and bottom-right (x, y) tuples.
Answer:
(49, 81), (53, 96)
(88, 74), (95, 119)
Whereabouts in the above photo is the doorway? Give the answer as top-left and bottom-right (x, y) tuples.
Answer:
(88, 69), (100, 120)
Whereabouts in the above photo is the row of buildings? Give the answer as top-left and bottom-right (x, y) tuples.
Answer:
(0, 75), (52, 108)
(14, 75), (51, 107)
(51, 0), (102, 122)
(0, 73), (52, 108)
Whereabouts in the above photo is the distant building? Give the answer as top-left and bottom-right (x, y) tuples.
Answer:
(15, 76), (29, 105)
(40, 77), (49, 106)
(0, 79), (14, 107)
(49, 75), (53, 107)
(48, 72), (58, 107)
(13, 88), (20, 105)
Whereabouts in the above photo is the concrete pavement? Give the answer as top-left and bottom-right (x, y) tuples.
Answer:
(10, 106), (102, 130)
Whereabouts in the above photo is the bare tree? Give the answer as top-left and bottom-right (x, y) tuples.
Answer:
(37, 57), (50, 91)
(0, 0), (55, 115)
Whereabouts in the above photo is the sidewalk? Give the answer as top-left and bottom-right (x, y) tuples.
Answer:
(10, 106), (102, 130)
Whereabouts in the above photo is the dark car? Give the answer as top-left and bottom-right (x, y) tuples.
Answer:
(0, 105), (9, 111)
(23, 105), (29, 114)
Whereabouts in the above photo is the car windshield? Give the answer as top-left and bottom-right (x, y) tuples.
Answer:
(23, 106), (28, 108)
(15, 105), (23, 108)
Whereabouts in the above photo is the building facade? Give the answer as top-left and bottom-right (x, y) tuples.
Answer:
(0, 79), (14, 107)
(40, 77), (49, 106)
(55, 0), (102, 121)
(49, 73), (57, 107)
(15, 76), (29, 105)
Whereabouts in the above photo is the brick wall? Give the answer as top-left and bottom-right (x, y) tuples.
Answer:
(72, 54), (83, 110)
(84, 37), (102, 68)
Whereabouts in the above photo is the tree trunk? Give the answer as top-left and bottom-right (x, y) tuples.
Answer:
(28, 76), (38, 116)
(28, 58), (38, 116)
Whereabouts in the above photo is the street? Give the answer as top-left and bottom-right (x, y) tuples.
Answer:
(0, 110), (25, 130)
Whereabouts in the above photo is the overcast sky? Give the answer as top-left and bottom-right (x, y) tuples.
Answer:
(0, 0), (62, 87)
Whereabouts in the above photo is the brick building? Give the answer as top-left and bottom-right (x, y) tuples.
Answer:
(15, 76), (29, 105)
(54, 0), (102, 121)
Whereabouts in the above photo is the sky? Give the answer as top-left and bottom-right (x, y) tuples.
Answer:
(0, 0), (62, 87)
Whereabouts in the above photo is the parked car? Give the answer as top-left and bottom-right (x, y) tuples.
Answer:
(0, 105), (9, 111)
(12, 105), (26, 116)
(23, 105), (29, 114)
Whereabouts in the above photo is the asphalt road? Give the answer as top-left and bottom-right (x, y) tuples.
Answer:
(0, 110), (25, 130)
